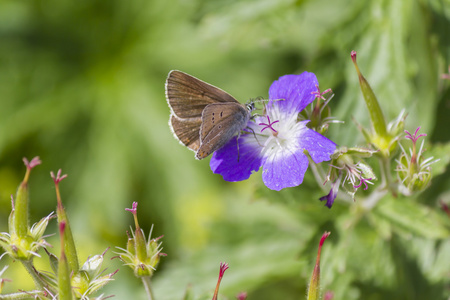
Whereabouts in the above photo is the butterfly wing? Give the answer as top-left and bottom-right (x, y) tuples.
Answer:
(196, 103), (250, 160)
(169, 114), (202, 152)
(165, 70), (239, 119)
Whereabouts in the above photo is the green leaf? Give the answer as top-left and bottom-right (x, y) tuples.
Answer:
(374, 196), (450, 239)
(427, 142), (450, 177)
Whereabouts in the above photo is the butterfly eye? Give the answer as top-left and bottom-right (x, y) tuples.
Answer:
(246, 103), (255, 112)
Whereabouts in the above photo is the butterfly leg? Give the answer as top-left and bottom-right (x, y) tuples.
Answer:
(236, 136), (240, 162)
(245, 127), (263, 147)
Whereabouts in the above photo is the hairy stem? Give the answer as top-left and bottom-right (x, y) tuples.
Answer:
(142, 276), (154, 300)
(308, 159), (328, 192)
(0, 290), (45, 299)
(20, 260), (48, 292)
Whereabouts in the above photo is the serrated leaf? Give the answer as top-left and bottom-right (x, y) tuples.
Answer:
(374, 196), (450, 239)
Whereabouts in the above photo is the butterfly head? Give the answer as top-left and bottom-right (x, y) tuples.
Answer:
(245, 101), (256, 112)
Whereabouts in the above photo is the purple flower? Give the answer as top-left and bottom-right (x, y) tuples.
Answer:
(319, 177), (340, 208)
(210, 72), (337, 191)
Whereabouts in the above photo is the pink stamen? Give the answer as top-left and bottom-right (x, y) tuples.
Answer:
(219, 262), (229, 278)
(212, 262), (229, 300)
(151, 235), (165, 242)
(319, 231), (331, 248)
(23, 156), (42, 169)
(353, 177), (372, 190)
(125, 202), (138, 215)
(311, 84), (332, 101)
(259, 115), (279, 133)
(405, 127), (427, 144)
(50, 169), (68, 185)
(351, 50), (357, 62)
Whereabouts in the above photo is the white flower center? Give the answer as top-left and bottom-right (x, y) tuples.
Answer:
(255, 105), (305, 159)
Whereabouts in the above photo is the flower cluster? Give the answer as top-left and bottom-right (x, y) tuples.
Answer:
(0, 158), (117, 299)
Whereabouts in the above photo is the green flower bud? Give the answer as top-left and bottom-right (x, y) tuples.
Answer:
(51, 169), (79, 273)
(72, 249), (117, 298)
(58, 222), (74, 300)
(116, 202), (166, 278)
(307, 232), (330, 300)
(351, 51), (387, 138)
(351, 51), (404, 157)
(396, 127), (437, 196)
(13, 157), (41, 238)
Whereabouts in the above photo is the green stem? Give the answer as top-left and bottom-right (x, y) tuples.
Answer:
(360, 187), (388, 210)
(308, 158), (328, 193)
(141, 276), (154, 300)
(380, 156), (396, 194)
(20, 260), (47, 291)
(309, 158), (354, 205)
(360, 157), (391, 210)
(0, 290), (45, 299)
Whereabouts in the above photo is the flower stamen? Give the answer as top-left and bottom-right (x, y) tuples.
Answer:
(353, 177), (373, 190)
(311, 84), (332, 101)
(405, 127), (427, 144)
(259, 115), (279, 134)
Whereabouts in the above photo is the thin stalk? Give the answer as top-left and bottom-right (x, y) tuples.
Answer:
(308, 158), (328, 192)
(20, 260), (46, 291)
(141, 276), (154, 300)
(0, 290), (45, 299)
(360, 187), (388, 210)
(379, 156), (397, 196)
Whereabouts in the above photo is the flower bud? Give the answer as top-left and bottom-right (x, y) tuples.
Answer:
(72, 249), (117, 298)
(51, 169), (79, 273)
(351, 51), (402, 156)
(320, 147), (376, 207)
(396, 128), (437, 195)
(212, 262), (229, 300)
(0, 158), (53, 261)
(351, 51), (387, 138)
(307, 232), (330, 300)
(13, 157), (41, 238)
(58, 222), (73, 300)
(116, 202), (166, 278)
(305, 85), (341, 134)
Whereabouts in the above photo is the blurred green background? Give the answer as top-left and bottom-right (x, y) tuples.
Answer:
(1, 0), (450, 299)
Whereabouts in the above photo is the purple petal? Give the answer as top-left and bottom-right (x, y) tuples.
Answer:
(297, 127), (336, 163)
(268, 72), (318, 114)
(210, 134), (262, 181)
(261, 148), (309, 191)
(319, 179), (340, 208)
(319, 189), (336, 209)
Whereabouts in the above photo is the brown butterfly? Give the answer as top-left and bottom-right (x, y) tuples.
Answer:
(166, 70), (253, 160)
